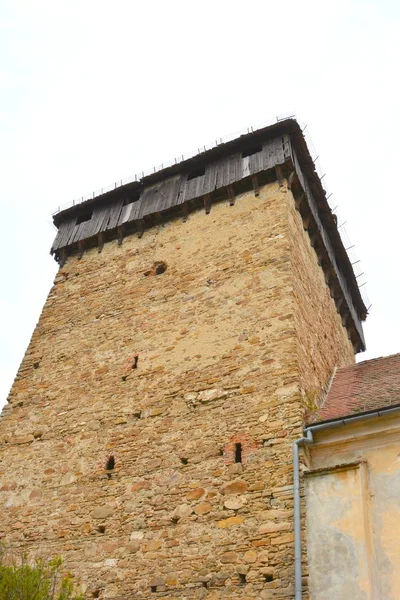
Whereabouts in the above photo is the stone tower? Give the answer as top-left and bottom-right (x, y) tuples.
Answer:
(0, 119), (366, 599)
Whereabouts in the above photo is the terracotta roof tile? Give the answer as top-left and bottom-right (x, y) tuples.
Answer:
(308, 353), (400, 424)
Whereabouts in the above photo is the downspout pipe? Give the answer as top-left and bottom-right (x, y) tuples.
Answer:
(293, 430), (314, 600)
(293, 403), (400, 599)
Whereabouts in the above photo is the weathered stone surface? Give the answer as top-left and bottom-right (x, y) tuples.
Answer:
(172, 504), (192, 521)
(91, 506), (113, 519)
(197, 388), (227, 403)
(186, 488), (205, 501)
(0, 181), (355, 598)
(220, 480), (248, 495)
(258, 521), (291, 534)
(220, 551), (238, 563)
(243, 550), (258, 563)
(223, 497), (244, 510)
(217, 515), (245, 528)
(131, 480), (151, 492)
(194, 502), (212, 515)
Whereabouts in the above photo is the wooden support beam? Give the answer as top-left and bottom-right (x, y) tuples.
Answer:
(251, 175), (260, 197)
(117, 224), (124, 246)
(309, 230), (319, 248)
(59, 248), (67, 267)
(317, 250), (329, 269)
(204, 194), (211, 215)
(275, 165), (284, 187)
(341, 310), (350, 328)
(228, 185), (235, 206)
(137, 219), (145, 239)
(287, 171), (295, 190)
(335, 297), (344, 311)
(77, 240), (84, 259)
(330, 280), (342, 300)
(303, 214), (312, 231)
(324, 266), (336, 286)
(97, 232), (104, 253)
(294, 193), (305, 210)
(182, 203), (189, 222)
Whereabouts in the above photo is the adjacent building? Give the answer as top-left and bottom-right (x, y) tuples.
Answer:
(305, 353), (400, 600)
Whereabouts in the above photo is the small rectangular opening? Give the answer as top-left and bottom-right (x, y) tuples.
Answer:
(187, 166), (205, 181)
(76, 211), (92, 224)
(235, 443), (242, 463)
(123, 191), (141, 206)
(242, 144), (262, 159)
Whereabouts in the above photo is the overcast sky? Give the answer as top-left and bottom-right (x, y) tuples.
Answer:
(1, 0), (399, 409)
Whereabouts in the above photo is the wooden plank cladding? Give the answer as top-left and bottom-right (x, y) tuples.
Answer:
(50, 118), (367, 352)
(51, 136), (288, 256)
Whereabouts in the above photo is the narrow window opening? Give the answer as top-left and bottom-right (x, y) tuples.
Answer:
(121, 375), (127, 382)
(97, 525), (106, 534)
(76, 211), (92, 225)
(171, 516), (179, 524)
(150, 586), (157, 593)
(132, 355), (139, 369)
(33, 361), (40, 369)
(264, 574), (273, 583)
(238, 573), (247, 586)
(187, 166), (205, 181)
(123, 191), (140, 206)
(235, 443), (242, 463)
(241, 144), (262, 158)
(105, 456), (115, 471)
(180, 457), (188, 465)
(219, 448), (224, 456)
(92, 590), (101, 598)
(202, 581), (209, 588)
(133, 411), (142, 419)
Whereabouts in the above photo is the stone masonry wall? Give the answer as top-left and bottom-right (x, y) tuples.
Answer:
(288, 191), (355, 408)
(0, 181), (355, 599)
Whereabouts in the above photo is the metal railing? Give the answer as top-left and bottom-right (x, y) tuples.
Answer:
(302, 126), (370, 312)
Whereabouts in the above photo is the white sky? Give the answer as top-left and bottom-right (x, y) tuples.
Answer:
(1, 0), (399, 409)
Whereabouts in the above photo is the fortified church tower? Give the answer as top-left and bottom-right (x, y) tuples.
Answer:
(0, 119), (366, 599)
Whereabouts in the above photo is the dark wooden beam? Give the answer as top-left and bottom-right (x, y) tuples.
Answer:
(97, 231), (104, 253)
(77, 240), (85, 259)
(182, 203), (189, 222)
(335, 297), (344, 311)
(137, 219), (145, 238)
(303, 214), (312, 231)
(59, 248), (67, 267)
(117, 224), (124, 246)
(309, 230), (319, 248)
(294, 193), (305, 210)
(341, 310), (350, 328)
(287, 171), (295, 190)
(204, 194), (211, 214)
(324, 266), (336, 286)
(275, 165), (284, 187)
(228, 185), (235, 206)
(251, 175), (260, 197)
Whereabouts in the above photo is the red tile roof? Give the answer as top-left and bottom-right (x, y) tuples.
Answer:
(309, 353), (400, 424)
